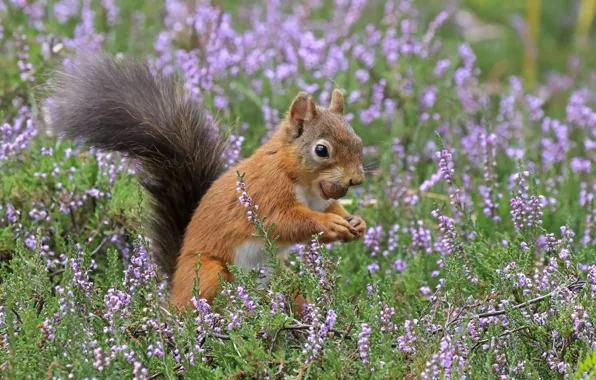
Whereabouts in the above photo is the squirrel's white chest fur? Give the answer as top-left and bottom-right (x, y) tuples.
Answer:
(233, 184), (331, 285)
(295, 184), (333, 213)
(233, 240), (291, 287)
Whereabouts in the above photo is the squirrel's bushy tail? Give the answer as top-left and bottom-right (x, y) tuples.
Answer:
(44, 52), (227, 281)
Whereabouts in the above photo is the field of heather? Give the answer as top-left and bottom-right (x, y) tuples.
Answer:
(3, 0), (596, 378)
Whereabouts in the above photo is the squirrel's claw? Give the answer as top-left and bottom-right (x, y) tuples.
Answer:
(344, 215), (366, 237)
(319, 214), (360, 243)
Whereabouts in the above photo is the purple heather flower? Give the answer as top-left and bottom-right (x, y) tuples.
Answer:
(301, 305), (337, 365)
(123, 237), (158, 294)
(479, 132), (502, 221)
(235, 176), (265, 227)
(367, 262), (380, 274)
(147, 342), (165, 358)
(63, 0), (104, 52)
(355, 69), (370, 83)
(409, 220), (433, 255)
(420, 170), (442, 192)
(223, 135), (244, 168)
(393, 259), (407, 273)
(269, 291), (285, 314)
(423, 11), (449, 45)
(214, 95), (228, 109)
(419, 286), (431, 297)
(571, 157), (591, 173)
(382, 224), (399, 257)
(364, 225), (383, 256)
(237, 286), (257, 311)
(93, 347), (111, 372)
(38, 319), (56, 341)
(103, 288), (131, 324)
(101, 0), (119, 26)
(420, 86), (438, 109)
(432, 209), (458, 255)
(54, 0), (80, 24)
(436, 148), (465, 209)
(1, 108), (38, 162)
(566, 89), (596, 131)
(397, 319), (419, 354)
(70, 250), (95, 296)
(133, 361), (148, 380)
(379, 305), (396, 334)
(434, 59), (451, 77)
(526, 95), (545, 121)
(358, 323), (372, 366)
(261, 98), (280, 142)
(509, 171), (545, 231)
(191, 296), (223, 348)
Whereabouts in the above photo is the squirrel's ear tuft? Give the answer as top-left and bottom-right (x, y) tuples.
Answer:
(329, 89), (344, 114)
(290, 92), (318, 124)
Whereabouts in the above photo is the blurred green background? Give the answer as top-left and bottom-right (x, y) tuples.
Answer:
(441, 0), (594, 85)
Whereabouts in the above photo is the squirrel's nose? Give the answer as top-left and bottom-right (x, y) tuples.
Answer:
(349, 174), (364, 187)
(348, 166), (365, 187)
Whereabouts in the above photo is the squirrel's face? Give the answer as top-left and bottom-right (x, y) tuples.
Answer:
(286, 90), (364, 200)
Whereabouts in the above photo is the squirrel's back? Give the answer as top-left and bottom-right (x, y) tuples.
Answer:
(44, 52), (228, 280)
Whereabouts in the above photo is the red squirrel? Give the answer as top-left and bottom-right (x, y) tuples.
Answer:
(44, 52), (366, 310)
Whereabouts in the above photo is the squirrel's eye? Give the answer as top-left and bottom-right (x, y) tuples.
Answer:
(315, 144), (329, 158)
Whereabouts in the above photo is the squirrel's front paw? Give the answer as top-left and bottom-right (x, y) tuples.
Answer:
(344, 215), (366, 237)
(319, 214), (359, 243)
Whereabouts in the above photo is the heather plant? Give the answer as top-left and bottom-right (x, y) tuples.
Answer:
(2, 0), (596, 379)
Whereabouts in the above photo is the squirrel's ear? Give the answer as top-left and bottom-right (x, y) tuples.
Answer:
(290, 92), (318, 124)
(329, 89), (344, 114)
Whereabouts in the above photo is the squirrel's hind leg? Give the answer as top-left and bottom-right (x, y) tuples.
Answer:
(171, 255), (232, 310)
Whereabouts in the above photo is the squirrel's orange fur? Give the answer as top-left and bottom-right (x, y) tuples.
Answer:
(172, 90), (366, 309)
